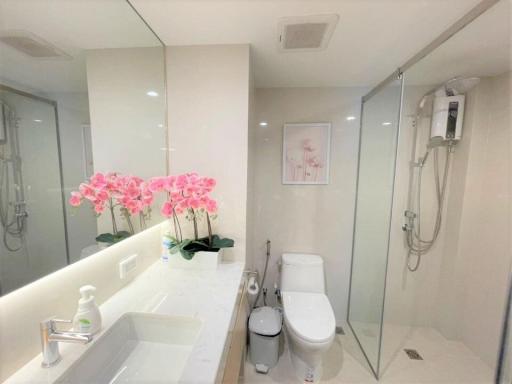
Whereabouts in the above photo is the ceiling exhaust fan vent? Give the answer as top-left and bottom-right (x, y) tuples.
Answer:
(278, 14), (339, 52)
(0, 30), (71, 59)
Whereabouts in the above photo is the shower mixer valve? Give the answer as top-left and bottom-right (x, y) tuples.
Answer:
(402, 210), (416, 232)
(13, 201), (28, 218)
(404, 210), (416, 219)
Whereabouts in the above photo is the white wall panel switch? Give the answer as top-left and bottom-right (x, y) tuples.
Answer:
(119, 254), (138, 280)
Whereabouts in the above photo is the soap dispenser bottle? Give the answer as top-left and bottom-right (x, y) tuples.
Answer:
(73, 285), (102, 334)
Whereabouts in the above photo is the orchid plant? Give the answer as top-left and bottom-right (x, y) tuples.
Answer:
(69, 172), (234, 259)
(148, 173), (234, 260)
(69, 172), (153, 244)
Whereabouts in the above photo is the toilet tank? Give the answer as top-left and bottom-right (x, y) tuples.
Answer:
(280, 253), (325, 293)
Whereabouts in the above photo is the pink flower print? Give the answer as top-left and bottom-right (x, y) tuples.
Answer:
(302, 139), (315, 152)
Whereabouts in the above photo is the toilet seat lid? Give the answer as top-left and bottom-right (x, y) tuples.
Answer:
(282, 292), (335, 344)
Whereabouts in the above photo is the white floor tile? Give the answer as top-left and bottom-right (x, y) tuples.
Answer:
(242, 327), (494, 384)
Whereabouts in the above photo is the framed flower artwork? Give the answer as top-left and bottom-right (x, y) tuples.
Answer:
(282, 122), (331, 185)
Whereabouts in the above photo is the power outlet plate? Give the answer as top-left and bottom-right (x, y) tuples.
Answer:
(119, 254), (138, 280)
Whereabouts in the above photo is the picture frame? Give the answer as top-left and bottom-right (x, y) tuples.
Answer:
(282, 122), (331, 185)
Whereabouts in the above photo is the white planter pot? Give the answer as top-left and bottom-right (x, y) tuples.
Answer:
(168, 248), (222, 270)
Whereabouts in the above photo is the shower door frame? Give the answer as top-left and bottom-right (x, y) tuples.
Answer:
(346, 69), (405, 379)
(0, 84), (70, 266)
(345, 0), (502, 379)
(355, 0), (500, 118)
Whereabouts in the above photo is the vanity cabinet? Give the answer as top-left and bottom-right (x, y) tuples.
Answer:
(220, 278), (249, 384)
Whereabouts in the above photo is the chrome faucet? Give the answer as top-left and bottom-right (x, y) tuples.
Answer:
(40, 318), (93, 367)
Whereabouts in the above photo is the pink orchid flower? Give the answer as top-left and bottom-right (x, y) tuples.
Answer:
(79, 183), (96, 201)
(161, 201), (174, 217)
(69, 191), (82, 207)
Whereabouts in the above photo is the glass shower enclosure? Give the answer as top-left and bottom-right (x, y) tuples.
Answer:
(0, 85), (68, 295)
(347, 71), (404, 377)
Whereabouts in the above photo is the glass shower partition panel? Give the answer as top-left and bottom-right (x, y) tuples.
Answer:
(348, 73), (403, 376)
(0, 87), (68, 295)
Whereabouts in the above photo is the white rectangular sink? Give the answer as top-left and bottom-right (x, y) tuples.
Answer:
(56, 312), (202, 384)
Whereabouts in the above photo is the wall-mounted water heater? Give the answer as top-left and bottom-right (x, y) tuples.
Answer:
(430, 94), (465, 143)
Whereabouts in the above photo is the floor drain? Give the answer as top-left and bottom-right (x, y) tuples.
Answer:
(404, 349), (423, 360)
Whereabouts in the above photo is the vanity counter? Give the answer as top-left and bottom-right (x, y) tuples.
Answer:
(5, 259), (245, 384)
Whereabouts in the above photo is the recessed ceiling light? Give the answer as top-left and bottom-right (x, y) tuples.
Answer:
(382, 122), (392, 126)
(157, 124), (164, 128)
(259, 121), (268, 127)
(146, 91), (158, 97)
(33, 119), (42, 123)
(346, 116), (356, 121)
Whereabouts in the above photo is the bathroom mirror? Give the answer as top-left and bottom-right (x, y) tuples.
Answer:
(0, 0), (167, 295)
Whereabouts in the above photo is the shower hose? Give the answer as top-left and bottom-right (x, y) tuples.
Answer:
(406, 144), (452, 272)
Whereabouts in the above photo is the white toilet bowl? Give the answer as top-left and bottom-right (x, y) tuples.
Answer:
(283, 291), (335, 382)
(280, 254), (336, 383)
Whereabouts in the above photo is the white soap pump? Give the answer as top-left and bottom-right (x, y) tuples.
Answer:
(73, 285), (102, 335)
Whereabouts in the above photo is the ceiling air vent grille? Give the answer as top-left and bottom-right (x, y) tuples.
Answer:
(0, 30), (71, 59)
(279, 14), (339, 52)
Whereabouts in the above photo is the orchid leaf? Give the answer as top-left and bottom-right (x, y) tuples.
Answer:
(180, 248), (194, 260)
(210, 235), (234, 249)
(168, 244), (180, 254)
(168, 234), (234, 261)
(95, 231), (131, 244)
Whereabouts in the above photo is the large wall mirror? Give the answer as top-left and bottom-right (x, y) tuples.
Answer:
(0, 0), (167, 295)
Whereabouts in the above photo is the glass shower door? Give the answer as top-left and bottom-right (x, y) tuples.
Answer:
(347, 72), (404, 376)
(0, 87), (68, 295)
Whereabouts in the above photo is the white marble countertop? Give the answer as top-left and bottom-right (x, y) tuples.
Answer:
(5, 259), (245, 384)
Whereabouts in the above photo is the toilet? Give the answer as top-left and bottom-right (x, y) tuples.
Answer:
(280, 253), (336, 383)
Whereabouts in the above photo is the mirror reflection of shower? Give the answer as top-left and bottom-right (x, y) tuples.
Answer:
(0, 100), (28, 252)
(403, 77), (480, 272)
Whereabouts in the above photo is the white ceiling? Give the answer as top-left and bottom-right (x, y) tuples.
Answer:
(130, 0), (510, 88)
(0, 0), (509, 93)
(0, 0), (161, 93)
(405, 0), (511, 85)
